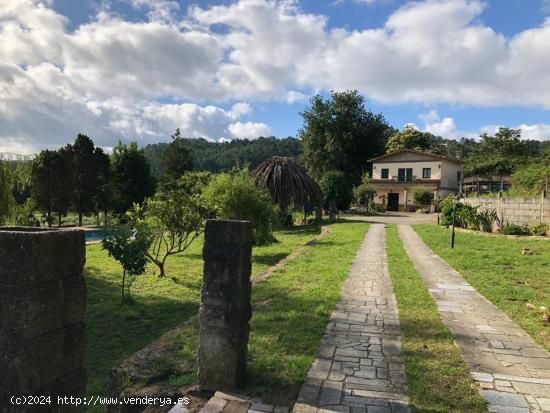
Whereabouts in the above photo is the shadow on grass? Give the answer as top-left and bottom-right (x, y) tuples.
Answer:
(84, 268), (199, 396)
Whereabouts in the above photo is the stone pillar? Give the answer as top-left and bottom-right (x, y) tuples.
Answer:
(198, 220), (252, 391)
(0, 227), (87, 408)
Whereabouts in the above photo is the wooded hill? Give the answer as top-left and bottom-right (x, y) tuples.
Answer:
(144, 136), (301, 177)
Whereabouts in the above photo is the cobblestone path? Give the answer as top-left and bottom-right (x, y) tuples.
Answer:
(398, 225), (550, 413)
(293, 224), (410, 413)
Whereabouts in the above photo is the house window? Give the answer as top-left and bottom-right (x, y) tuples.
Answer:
(457, 171), (462, 182)
(381, 168), (389, 179)
(398, 168), (413, 182)
(422, 168), (431, 179)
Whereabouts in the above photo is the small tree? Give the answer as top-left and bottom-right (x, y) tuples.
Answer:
(353, 173), (376, 210)
(412, 188), (434, 207)
(102, 224), (151, 302)
(136, 192), (210, 278)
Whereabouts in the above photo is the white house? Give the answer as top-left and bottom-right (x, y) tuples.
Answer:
(368, 149), (464, 211)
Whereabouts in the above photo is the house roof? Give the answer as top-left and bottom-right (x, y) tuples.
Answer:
(368, 149), (464, 164)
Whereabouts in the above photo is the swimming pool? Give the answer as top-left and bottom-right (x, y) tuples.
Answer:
(85, 229), (135, 243)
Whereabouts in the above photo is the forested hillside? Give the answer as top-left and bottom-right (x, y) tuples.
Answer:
(144, 136), (302, 177)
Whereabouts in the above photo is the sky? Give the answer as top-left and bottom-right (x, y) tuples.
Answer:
(1, 0), (550, 154)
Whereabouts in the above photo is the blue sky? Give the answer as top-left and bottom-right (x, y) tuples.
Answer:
(1, 0), (550, 153)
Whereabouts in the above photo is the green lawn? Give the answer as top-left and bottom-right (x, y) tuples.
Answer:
(159, 220), (369, 406)
(385, 225), (487, 413)
(85, 225), (321, 397)
(414, 225), (550, 351)
(244, 221), (368, 404)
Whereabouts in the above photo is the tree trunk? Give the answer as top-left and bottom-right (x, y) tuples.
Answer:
(78, 210), (83, 227)
(315, 202), (323, 223)
(121, 269), (126, 302)
(328, 199), (336, 223)
(158, 261), (166, 278)
(58, 213), (62, 227)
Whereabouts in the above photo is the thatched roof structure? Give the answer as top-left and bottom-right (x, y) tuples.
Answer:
(252, 156), (321, 212)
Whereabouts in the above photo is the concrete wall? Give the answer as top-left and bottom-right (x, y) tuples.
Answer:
(461, 196), (550, 226)
(0, 227), (87, 405)
(441, 159), (462, 190)
(372, 160), (441, 180)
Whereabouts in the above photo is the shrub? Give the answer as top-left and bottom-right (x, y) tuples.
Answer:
(501, 224), (530, 236)
(477, 209), (499, 232)
(413, 188), (433, 206)
(204, 170), (279, 245)
(528, 223), (549, 236)
(440, 196), (500, 231)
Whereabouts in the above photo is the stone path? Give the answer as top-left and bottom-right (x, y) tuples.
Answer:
(293, 224), (410, 413)
(398, 225), (550, 413)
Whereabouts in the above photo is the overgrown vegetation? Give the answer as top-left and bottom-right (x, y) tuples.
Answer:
(415, 225), (550, 351)
(385, 225), (487, 413)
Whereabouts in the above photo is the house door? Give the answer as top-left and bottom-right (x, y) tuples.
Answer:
(387, 193), (399, 211)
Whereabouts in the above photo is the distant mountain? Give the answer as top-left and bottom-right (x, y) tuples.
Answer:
(144, 136), (302, 177)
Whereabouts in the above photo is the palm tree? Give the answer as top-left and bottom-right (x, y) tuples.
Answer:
(252, 156), (322, 224)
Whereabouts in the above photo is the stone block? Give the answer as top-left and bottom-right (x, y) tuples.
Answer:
(198, 220), (252, 392)
(0, 227), (85, 286)
(0, 227), (86, 399)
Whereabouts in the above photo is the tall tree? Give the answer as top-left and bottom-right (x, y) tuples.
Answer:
(94, 147), (111, 225)
(300, 90), (393, 186)
(466, 128), (529, 180)
(111, 141), (155, 215)
(31, 149), (72, 226)
(385, 126), (438, 153)
(162, 128), (193, 189)
(66, 134), (99, 226)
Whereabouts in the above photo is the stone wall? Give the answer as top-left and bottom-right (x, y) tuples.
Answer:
(0, 227), (87, 407)
(461, 196), (550, 226)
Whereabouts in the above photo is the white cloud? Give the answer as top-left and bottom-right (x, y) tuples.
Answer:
(228, 121), (272, 139)
(417, 111), (550, 141)
(3, 0), (550, 151)
(419, 110), (459, 139)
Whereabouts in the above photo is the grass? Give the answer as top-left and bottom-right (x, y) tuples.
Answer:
(87, 220), (369, 409)
(243, 220), (368, 404)
(85, 225), (321, 398)
(385, 225), (487, 413)
(414, 224), (550, 351)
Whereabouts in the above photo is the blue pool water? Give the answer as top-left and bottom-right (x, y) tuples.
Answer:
(85, 230), (108, 243)
(85, 229), (135, 243)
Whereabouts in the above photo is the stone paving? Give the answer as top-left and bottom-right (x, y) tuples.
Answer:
(398, 224), (550, 413)
(293, 224), (410, 413)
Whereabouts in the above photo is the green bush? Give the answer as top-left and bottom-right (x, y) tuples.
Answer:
(204, 170), (279, 245)
(501, 224), (530, 236)
(528, 223), (549, 236)
(413, 188), (433, 206)
(477, 209), (499, 232)
(440, 196), (499, 232)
